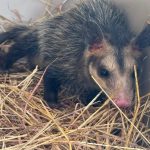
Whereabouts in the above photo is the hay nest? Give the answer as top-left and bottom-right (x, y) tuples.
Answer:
(0, 67), (150, 150)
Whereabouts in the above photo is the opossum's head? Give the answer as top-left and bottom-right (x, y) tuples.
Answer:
(85, 40), (142, 108)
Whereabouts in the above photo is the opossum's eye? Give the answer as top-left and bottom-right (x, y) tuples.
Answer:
(98, 68), (110, 78)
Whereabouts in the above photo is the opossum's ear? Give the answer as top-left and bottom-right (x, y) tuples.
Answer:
(88, 39), (107, 53)
(85, 40), (111, 59)
(84, 41), (104, 58)
(89, 42), (104, 52)
(133, 24), (150, 50)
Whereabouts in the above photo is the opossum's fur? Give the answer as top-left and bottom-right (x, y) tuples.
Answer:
(0, 26), (38, 69)
(0, 0), (147, 107)
(134, 24), (150, 49)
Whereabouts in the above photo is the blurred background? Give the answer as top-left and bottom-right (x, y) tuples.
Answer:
(0, 0), (150, 96)
(0, 0), (149, 32)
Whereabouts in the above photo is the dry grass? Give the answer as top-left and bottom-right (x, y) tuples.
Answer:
(0, 0), (150, 149)
(0, 67), (149, 150)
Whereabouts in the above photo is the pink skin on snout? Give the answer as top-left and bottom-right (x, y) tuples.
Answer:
(113, 93), (132, 108)
(114, 98), (131, 108)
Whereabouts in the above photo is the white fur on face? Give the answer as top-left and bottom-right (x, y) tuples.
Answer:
(88, 45), (139, 108)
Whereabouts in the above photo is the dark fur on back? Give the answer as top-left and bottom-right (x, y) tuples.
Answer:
(0, 0), (145, 105)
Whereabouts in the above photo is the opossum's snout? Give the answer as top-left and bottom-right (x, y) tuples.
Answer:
(113, 93), (132, 108)
(87, 41), (141, 108)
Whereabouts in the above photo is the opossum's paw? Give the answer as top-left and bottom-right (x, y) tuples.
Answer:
(43, 75), (61, 107)
(44, 91), (58, 106)
(0, 55), (6, 70)
(0, 61), (9, 71)
(0, 59), (13, 71)
(0, 53), (14, 71)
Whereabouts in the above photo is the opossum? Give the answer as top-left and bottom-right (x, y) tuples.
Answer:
(0, 0), (148, 108)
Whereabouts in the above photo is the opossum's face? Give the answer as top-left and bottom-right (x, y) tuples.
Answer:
(85, 40), (141, 108)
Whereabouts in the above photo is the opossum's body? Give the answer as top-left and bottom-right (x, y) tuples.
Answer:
(0, 0), (148, 108)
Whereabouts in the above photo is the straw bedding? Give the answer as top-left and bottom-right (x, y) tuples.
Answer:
(0, 0), (150, 149)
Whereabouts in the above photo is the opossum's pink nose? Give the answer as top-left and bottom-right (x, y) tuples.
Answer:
(114, 99), (131, 108)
